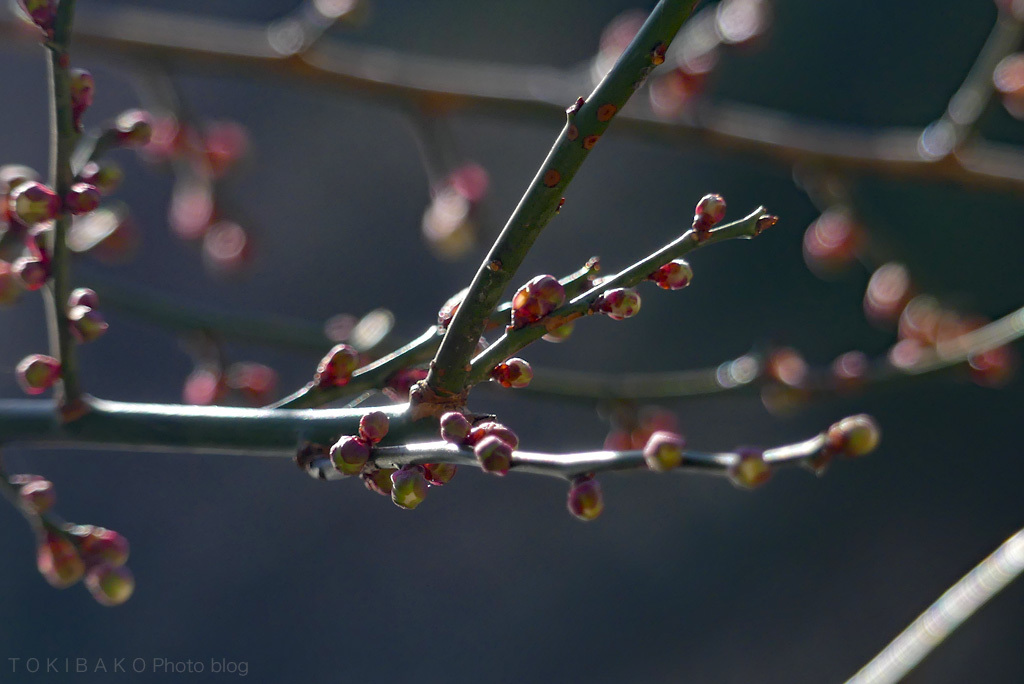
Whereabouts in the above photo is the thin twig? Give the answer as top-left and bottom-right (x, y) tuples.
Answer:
(468, 206), (772, 385)
(372, 428), (829, 480)
(846, 527), (1024, 684)
(507, 301), (1024, 403)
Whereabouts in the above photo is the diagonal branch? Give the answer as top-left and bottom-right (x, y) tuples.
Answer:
(846, 527), (1024, 684)
(468, 206), (773, 385)
(425, 0), (701, 397)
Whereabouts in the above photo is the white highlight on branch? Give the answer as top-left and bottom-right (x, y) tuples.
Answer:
(847, 527), (1024, 684)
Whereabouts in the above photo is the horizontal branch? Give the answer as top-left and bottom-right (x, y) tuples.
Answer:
(0, 395), (419, 455)
(370, 429), (829, 480)
(510, 299), (1024, 403)
(4, 7), (1024, 191)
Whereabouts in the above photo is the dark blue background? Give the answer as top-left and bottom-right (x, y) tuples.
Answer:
(1, 1), (1022, 682)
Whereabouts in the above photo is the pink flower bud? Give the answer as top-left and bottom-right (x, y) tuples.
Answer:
(37, 530), (84, 589)
(390, 465), (428, 509)
(643, 431), (686, 471)
(69, 69), (95, 128)
(17, 0), (57, 34)
(330, 435), (371, 476)
(439, 411), (472, 444)
(594, 288), (641, 320)
(69, 525), (130, 568)
(358, 411), (390, 444)
(467, 421), (519, 450)
(226, 362), (278, 405)
(567, 475), (604, 521)
(474, 435), (512, 476)
(16, 354), (60, 395)
(182, 367), (227, 405)
(85, 564), (135, 606)
(693, 193), (726, 237)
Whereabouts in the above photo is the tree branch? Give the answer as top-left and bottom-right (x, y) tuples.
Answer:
(426, 0), (700, 397)
(846, 527), (1024, 684)
(41, 0), (83, 412)
(4, 6), (1024, 191)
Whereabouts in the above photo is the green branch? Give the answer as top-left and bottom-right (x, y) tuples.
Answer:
(425, 0), (699, 397)
(0, 396), (422, 454)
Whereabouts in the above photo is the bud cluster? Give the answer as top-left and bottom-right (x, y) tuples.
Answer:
(439, 411), (519, 477)
(15, 471), (135, 606)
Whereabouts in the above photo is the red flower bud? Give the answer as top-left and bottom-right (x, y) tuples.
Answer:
(649, 259), (693, 290)
(64, 183), (100, 215)
(314, 343), (359, 387)
(510, 275), (565, 328)
(491, 357), (534, 388)
(17, 0), (57, 34)
(693, 193), (726, 237)
(13, 256), (48, 291)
